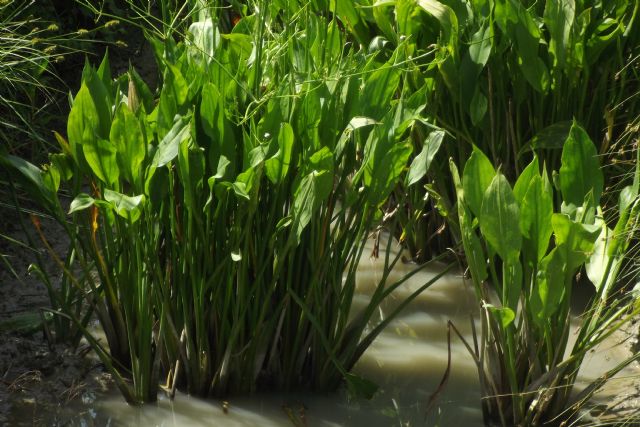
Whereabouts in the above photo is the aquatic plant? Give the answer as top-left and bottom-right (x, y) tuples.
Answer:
(320, 0), (638, 260)
(1, 2), (453, 403)
(450, 121), (640, 425)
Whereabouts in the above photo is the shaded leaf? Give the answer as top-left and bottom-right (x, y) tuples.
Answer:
(462, 148), (496, 218)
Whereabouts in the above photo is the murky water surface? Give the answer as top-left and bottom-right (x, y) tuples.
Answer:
(14, 240), (640, 426)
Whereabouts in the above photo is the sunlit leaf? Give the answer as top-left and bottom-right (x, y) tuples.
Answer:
(559, 121), (603, 210)
(463, 148), (496, 218)
(480, 173), (521, 261)
(407, 130), (444, 186)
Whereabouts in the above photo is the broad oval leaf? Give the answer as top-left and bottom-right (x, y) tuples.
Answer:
(406, 130), (445, 186)
(559, 121), (603, 210)
(462, 148), (496, 218)
(103, 189), (145, 222)
(82, 138), (119, 185)
(188, 19), (221, 64)
(551, 213), (600, 272)
(531, 247), (567, 325)
(484, 304), (515, 328)
(416, 0), (459, 52)
(469, 88), (488, 126)
(480, 173), (521, 261)
(336, 117), (378, 159)
(152, 114), (191, 167)
(0, 154), (56, 209)
(469, 23), (492, 66)
(360, 59), (401, 120)
(69, 193), (95, 214)
(67, 84), (99, 167)
(544, 0), (575, 69)
(513, 156), (539, 204)
(520, 175), (553, 264)
(292, 169), (332, 243)
(452, 160), (488, 283)
(265, 123), (294, 184)
(201, 82), (236, 176)
(110, 103), (146, 187)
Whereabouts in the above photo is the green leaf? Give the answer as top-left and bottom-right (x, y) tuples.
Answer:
(559, 121), (603, 210)
(416, 0), (459, 53)
(526, 121), (573, 152)
(551, 214), (600, 272)
(158, 63), (189, 136)
(42, 164), (60, 194)
(585, 220), (617, 292)
(462, 148), (496, 218)
(0, 155), (55, 209)
(67, 84), (99, 167)
(469, 88), (487, 126)
(110, 104), (146, 187)
(201, 83), (236, 176)
(69, 193), (95, 214)
(495, 0), (548, 92)
(103, 189), (145, 222)
(82, 61), (112, 139)
(96, 51), (112, 91)
(544, 0), (575, 68)
(360, 59), (401, 120)
(230, 182), (250, 201)
(331, 0), (370, 45)
(520, 175), (553, 264)
(451, 160), (487, 282)
(480, 173), (521, 261)
(485, 304), (515, 328)
(518, 56), (549, 94)
(513, 156), (539, 204)
(469, 22), (492, 66)
(265, 123), (294, 184)
(187, 18), (221, 64)
(531, 247), (567, 323)
(83, 138), (119, 185)
(292, 148), (334, 243)
(336, 116), (379, 159)
(292, 170), (331, 242)
(363, 138), (413, 207)
(152, 114), (191, 167)
(372, 1), (397, 43)
(129, 67), (154, 113)
(406, 130), (444, 186)
(234, 166), (258, 200)
(177, 138), (205, 211)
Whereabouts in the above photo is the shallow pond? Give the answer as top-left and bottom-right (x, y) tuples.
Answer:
(11, 239), (640, 426)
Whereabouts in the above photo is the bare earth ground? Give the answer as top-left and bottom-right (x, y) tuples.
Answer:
(0, 208), (113, 426)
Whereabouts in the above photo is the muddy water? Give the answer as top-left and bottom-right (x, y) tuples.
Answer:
(26, 239), (640, 425)
(79, 240), (485, 426)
